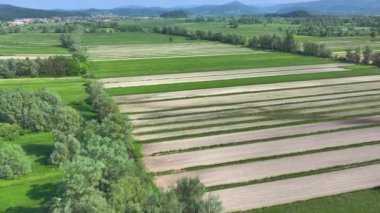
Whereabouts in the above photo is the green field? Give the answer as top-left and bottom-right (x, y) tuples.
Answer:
(0, 133), (60, 213)
(129, 20), (380, 52)
(0, 32), (69, 55)
(92, 52), (332, 78)
(81, 32), (198, 46)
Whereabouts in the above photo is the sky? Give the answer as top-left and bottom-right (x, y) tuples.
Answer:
(0, 0), (316, 10)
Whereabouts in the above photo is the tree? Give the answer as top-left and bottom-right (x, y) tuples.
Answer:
(363, 46), (373, 64)
(346, 49), (356, 62)
(373, 52), (380, 67)
(0, 123), (22, 141)
(0, 143), (31, 179)
(354, 47), (362, 63)
(50, 132), (81, 165)
(50, 156), (107, 212)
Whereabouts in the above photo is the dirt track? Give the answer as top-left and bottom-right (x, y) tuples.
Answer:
(142, 115), (380, 155)
(101, 64), (345, 88)
(144, 127), (380, 172)
(212, 164), (380, 212)
(114, 76), (380, 103)
(155, 144), (380, 189)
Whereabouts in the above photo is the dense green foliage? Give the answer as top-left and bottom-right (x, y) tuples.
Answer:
(0, 89), (82, 132)
(0, 56), (88, 78)
(48, 80), (222, 212)
(0, 143), (31, 179)
(85, 81), (118, 119)
(0, 123), (22, 141)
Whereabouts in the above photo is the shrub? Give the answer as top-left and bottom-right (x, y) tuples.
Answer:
(85, 81), (118, 119)
(0, 143), (31, 179)
(0, 89), (81, 132)
(0, 123), (22, 141)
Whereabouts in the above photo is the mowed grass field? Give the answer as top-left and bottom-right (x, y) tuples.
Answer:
(91, 52), (333, 78)
(98, 49), (380, 212)
(0, 32), (69, 55)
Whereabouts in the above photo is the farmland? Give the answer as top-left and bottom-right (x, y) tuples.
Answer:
(1, 12), (380, 212)
(0, 32), (69, 55)
(98, 41), (380, 211)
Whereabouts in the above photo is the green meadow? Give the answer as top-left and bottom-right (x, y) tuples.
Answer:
(92, 52), (332, 78)
(0, 32), (69, 55)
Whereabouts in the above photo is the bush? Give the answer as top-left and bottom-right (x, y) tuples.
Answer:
(85, 81), (118, 119)
(0, 89), (81, 132)
(0, 143), (31, 179)
(0, 123), (22, 141)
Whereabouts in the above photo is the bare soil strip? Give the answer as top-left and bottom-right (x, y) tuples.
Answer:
(141, 115), (380, 156)
(143, 127), (380, 172)
(133, 101), (380, 134)
(122, 86), (380, 113)
(155, 144), (380, 189)
(115, 76), (380, 103)
(134, 119), (296, 141)
(211, 164), (380, 212)
(126, 92), (380, 119)
(115, 81), (380, 105)
(130, 98), (380, 126)
(101, 64), (345, 88)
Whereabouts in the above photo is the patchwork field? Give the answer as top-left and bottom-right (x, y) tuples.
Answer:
(100, 57), (380, 212)
(88, 43), (259, 61)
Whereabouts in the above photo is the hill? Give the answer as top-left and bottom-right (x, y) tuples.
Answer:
(0, 4), (87, 19)
(276, 0), (380, 14)
(188, 1), (259, 16)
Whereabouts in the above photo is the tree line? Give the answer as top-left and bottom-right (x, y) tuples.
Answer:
(48, 81), (223, 212)
(345, 46), (380, 66)
(153, 25), (331, 58)
(0, 56), (88, 78)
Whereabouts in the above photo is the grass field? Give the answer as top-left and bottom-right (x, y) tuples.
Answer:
(92, 52), (332, 78)
(0, 32), (69, 55)
(0, 133), (61, 213)
(81, 32), (198, 46)
(87, 42), (258, 61)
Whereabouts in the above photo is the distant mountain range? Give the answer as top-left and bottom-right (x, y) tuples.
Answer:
(275, 0), (380, 15)
(0, 4), (87, 19)
(1, 0), (380, 19)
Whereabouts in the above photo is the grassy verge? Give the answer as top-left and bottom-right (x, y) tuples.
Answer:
(107, 69), (380, 96)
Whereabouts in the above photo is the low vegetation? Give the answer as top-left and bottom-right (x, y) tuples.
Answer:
(0, 143), (31, 179)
